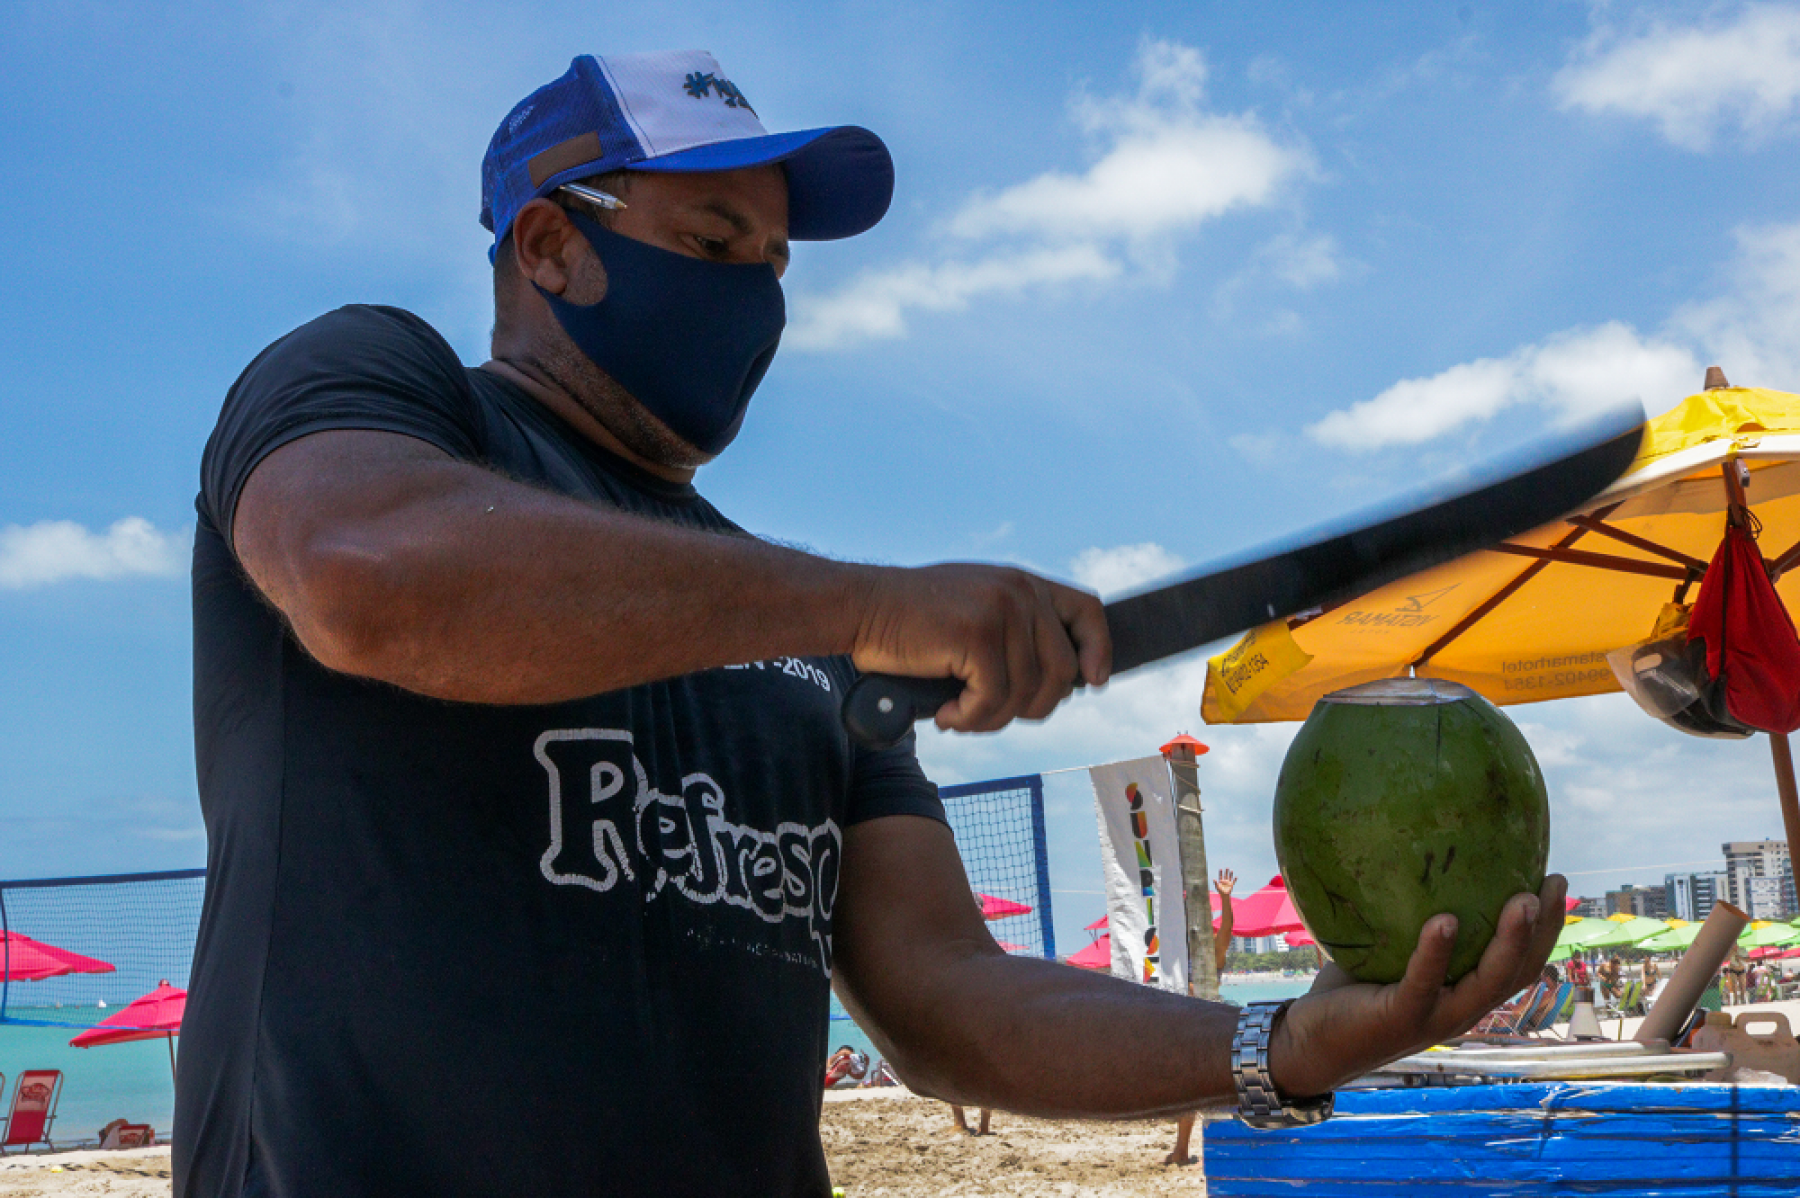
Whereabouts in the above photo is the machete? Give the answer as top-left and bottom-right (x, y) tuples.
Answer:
(842, 407), (1645, 750)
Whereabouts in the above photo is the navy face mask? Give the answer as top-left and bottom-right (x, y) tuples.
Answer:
(535, 211), (786, 457)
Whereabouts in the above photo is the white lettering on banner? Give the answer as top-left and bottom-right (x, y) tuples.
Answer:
(535, 729), (842, 975)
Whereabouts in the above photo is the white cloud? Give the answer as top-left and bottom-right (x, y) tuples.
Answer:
(1555, 4), (1800, 150)
(789, 39), (1313, 351)
(1307, 322), (1698, 451)
(1671, 219), (1800, 386)
(784, 245), (1121, 351)
(0, 518), (190, 589)
(1304, 210), (1800, 453)
(1069, 542), (1186, 597)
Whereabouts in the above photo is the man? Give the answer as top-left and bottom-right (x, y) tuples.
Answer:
(1165, 867), (1236, 1166)
(178, 50), (1564, 1197)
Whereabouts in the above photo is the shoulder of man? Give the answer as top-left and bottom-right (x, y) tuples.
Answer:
(201, 304), (483, 544)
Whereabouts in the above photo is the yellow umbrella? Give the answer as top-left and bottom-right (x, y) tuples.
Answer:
(1202, 368), (1800, 853)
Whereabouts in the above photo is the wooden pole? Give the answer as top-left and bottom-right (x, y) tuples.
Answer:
(1770, 733), (1800, 892)
(1164, 737), (1220, 1001)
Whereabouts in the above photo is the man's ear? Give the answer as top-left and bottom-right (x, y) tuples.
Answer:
(511, 198), (583, 296)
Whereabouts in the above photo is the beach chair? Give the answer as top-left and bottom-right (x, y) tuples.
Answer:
(1597, 979), (1645, 1037)
(1474, 981), (1555, 1036)
(1527, 983), (1575, 1038)
(1, 1070), (63, 1153)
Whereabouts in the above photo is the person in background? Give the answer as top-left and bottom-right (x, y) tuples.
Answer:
(1165, 868), (1238, 1167)
(1598, 955), (1623, 1003)
(1568, 953), (1591, 989)
(825, 1045), (869, 1088)
(950, 886), (997, 1135)
(1723, 948), (1749, 1006)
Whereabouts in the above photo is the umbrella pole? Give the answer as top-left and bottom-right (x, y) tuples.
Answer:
(1770, 733), (1800, 876)
(167, 1032), (177, 1082)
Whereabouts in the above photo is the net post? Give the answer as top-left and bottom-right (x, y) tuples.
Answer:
(1163, 736), (1220, 1001)
(1027, 776), (1055, 960)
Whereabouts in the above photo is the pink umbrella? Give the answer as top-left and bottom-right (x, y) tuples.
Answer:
(1084, 914), (1109, 931)
(0, 931), (115, 983)
(1067, 934), (1112, 970)
(978, 893), (1032, 920)
(70, 981), (185, 1079)
(1284, 928), (1317, 948)
(994, 940), (1028, 953)
(1228, 876), (1307, 938)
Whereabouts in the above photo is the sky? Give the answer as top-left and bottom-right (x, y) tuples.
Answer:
(5, 0), (1800, 954)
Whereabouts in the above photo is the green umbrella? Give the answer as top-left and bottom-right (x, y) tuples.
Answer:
(1738, 921), (1800, 949)
(1548, 917), (1614, 961)
(1638, 922), (1703, 952)
(1581, 916), (1670, 950)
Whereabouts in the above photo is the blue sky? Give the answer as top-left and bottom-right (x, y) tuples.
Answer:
(5, 1), (1800, 952)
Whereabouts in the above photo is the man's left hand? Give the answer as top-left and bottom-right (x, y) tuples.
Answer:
(1269, 874), (1567, 1098)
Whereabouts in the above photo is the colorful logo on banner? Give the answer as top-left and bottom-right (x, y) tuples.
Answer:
(1126, 783), (1161, 983)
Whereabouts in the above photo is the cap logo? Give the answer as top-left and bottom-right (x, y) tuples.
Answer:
(682, 71), (757, 117)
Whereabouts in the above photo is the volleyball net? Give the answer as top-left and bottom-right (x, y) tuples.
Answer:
(0, 869), (205, 1030)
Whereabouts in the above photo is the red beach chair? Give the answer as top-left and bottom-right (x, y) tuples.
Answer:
(1, 1070), (64, 1152)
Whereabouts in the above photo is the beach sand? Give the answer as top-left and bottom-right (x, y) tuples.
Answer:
(0, 1096), (1211, 1197)
(0, 1146), (171, 1196)
(821, 1088), (1210, 1197)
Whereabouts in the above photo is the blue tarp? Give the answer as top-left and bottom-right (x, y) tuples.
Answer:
(1204, 1083), (1800, 1196)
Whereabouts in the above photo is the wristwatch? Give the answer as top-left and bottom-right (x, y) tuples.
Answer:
(1231, 1000), (1334, 1129)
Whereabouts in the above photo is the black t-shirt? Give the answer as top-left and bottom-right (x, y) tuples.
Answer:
(177, 305), (943, 1198)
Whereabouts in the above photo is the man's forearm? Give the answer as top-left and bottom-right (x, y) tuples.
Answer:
(237, 433), (869, 703)
(840, 949), (1239, 1119)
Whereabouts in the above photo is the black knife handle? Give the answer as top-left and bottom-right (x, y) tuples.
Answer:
(842, 675), (964, 750)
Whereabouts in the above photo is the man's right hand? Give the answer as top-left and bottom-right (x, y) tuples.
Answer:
(850, 564), (1111, 734)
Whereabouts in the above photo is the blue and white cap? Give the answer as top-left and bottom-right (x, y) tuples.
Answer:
(481, 51), (894, 252)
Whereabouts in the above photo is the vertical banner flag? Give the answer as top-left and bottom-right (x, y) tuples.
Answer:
(1089, 756), (1188, 992)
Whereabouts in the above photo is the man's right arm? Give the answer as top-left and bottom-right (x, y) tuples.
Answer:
(231, 429), (1109, 723)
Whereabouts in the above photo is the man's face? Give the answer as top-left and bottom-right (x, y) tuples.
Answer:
(532, 164), (789, 472)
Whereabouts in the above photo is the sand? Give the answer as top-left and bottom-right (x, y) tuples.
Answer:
(821, 1089), (1209, 1197)
(0, 1146), (171, 1197)
(0, 1095), (1209, 1197)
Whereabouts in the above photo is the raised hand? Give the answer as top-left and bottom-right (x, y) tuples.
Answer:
(1268, 874), (1567, 1098)
(850, 563), (1111, 734)
(1214, 868), (1236, 898)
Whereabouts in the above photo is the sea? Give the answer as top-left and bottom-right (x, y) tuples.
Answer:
(0, 977), (1313, 1146)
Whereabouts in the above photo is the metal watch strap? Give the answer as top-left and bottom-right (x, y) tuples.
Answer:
(1231, 1000), (1334, 1129)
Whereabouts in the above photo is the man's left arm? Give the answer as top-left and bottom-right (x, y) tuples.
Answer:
(831, 815), (1565, 1118)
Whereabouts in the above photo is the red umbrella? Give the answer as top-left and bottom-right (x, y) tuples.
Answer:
(978, 893), (1032, 920)
(1284, 928), (1317, 948)
(1067, 934), (1112, 970)
(70, 981), (185, 1079)
(994, 940), (1028, 953)
(1228, 876), (1307, 938)
(0, 931), (115, 983)
(1084, 914), (1109, 931)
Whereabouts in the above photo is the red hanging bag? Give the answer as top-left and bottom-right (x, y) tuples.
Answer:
(1688, 516), (1800, 735)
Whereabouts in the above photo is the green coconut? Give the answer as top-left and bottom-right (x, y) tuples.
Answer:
(1272, 678), (1549, 984)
